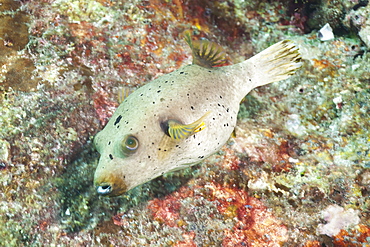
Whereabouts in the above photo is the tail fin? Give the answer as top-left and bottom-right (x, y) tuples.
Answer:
(244, 40), (302, 87)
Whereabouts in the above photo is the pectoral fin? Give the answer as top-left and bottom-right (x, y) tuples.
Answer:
(164, 111), (211, 140)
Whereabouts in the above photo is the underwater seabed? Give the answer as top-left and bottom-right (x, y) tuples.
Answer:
(0, 0), (369, 246)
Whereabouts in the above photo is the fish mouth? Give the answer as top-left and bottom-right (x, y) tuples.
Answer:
(96, 184), (112, 195)
(94, 174), (128, 197)
(95, 182), (128, 196)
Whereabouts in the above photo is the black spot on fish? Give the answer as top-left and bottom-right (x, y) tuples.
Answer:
(157, 90), (161, 93)
(180, 71), (184, 74)
(153, 102), (156, 104)
(148, 155), (151, 158)
(226, 108), (229, 112)
(108, 141), (111, 145)
(208, 70), (212, 73)
(198, 155), (204, 158)
(198, 143), (201, 146)
(114, 115), (122, 126)
(109, 154), (113, 160)
(219, 95), (222, 99)
(218, 103), (221, 106)
(165, 81), (168, 83)
(140, 93), (143, 96)
(191, 106), (194, 110)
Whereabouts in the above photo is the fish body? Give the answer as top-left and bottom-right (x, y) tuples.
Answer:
(94, 39), (301, 196)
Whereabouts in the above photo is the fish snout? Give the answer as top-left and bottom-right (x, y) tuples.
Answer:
(94, 171), (128, 197)
(94, 180), (128, 196)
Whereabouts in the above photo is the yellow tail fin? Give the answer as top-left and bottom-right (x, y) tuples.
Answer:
(246, 40), (302, 87)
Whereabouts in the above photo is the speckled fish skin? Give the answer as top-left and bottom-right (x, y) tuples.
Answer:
(94, 40), (301, 196)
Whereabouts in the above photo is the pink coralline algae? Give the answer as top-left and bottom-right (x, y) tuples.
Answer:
(332, 224), (370, 246)
(143, 181), (288, 246)
(147, 196), (183, 228)
(206, 182), (288, 246)
(92, 89), (119, 126)
(1, 0), (370, 245)
(174, 231), (197, 247)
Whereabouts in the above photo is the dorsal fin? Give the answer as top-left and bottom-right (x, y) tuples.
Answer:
(184, 31), (226, 68)
(163, 111), (211, 140)
(117, 87), (132, 104)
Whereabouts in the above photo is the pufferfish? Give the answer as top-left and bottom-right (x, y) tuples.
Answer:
(94, 34), (302, 196)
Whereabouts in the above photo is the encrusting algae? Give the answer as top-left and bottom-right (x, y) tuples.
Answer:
(94, 34), (302, 196)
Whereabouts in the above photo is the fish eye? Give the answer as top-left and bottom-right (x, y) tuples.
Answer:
(122, 135), (139, 154)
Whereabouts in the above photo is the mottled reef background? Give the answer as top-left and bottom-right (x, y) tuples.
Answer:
(0, 0), (369, 246)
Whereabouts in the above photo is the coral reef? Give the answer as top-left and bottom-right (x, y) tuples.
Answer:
(317, 204), (360, 237)
(343, 1), (370, 47)
(0, 0), (369, 246)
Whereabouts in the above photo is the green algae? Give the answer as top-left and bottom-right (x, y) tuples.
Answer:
(0, 0), (40, 93)
(54, 142), (198, 233)
(1, 0), (370, 245)
(52, 0), (111, 23)
(231, 33), (370, 244)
